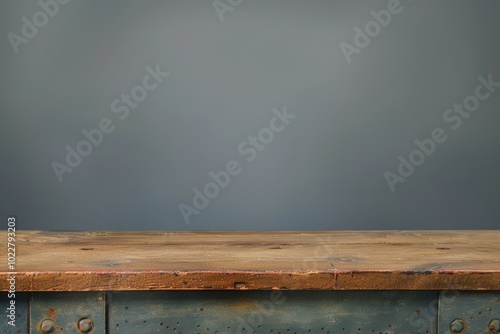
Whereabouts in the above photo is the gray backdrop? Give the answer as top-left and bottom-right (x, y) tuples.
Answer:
(1, 0), (499, 230)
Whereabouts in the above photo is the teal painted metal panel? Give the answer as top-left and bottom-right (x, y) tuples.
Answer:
(108, 291), (438, 334)
(0, 293), (29, 334)
(9, 290), (500, 333)
(438, 291), (500, 334)
(29, 292), (105, 334)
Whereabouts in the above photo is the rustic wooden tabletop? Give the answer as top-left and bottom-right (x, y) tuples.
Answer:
(1, 230), (499, 291)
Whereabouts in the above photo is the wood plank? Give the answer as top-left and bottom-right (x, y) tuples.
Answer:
(1, 231), (499, 291)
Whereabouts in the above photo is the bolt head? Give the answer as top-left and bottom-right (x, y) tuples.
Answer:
(41, 319), (55, 334)
(451, 319), (465, 333)
(489, 319), (500, 333)
(78, 317), (94, 333)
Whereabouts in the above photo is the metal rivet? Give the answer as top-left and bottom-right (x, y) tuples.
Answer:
(41, 319), (55, 334)
(489, 319), (500, 333)
(78, 317), (94, 333)
(451, 319), (465, 333)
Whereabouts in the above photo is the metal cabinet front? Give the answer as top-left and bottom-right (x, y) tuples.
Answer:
(108, 291), (437, 334)
(3, 290), (499, 334)
(438, 291), (500, 334)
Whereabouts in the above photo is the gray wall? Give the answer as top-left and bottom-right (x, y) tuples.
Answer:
(1, 0), (499, 230)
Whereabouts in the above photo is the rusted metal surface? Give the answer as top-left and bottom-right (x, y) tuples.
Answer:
(438, 291), (500, 334)
(30, 292), (105, 334)
(108, 290), (438, 334)
(0, 292), (29, 334)
(489, 319), (500, 333)
(1, 290), (499, 333)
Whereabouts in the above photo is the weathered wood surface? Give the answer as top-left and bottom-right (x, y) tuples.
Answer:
(1, 231), (499, 291)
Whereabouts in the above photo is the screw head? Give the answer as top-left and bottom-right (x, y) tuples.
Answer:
(41, 319), (55, 334)
(451, 318), (465, 333)
(489, 319), (500, 333)
(78, 317), (94, 333)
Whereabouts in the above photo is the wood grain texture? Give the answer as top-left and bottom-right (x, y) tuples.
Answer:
(1, 231), (499, 291)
